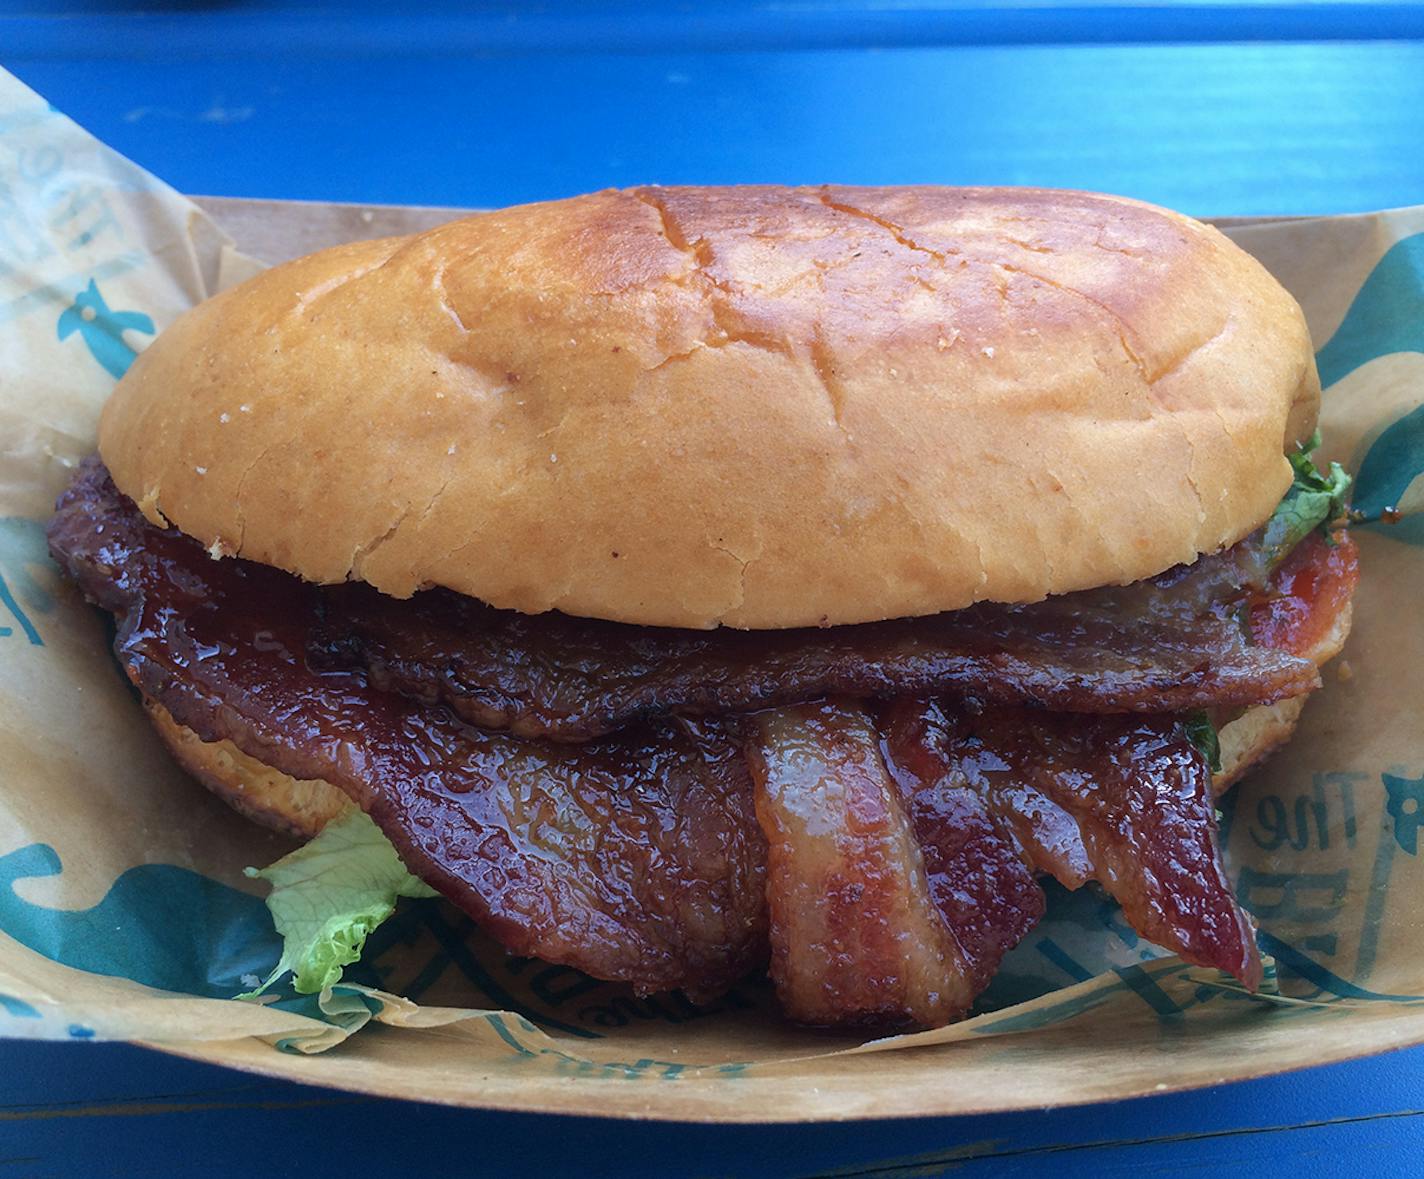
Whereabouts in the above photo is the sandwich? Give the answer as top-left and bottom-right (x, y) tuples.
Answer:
(45, 185), (1356, 1028)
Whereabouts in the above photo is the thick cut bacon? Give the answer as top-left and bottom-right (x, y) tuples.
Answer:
(313, 546), (1319, 742)
(884, 700), (1261, 987)
(751, 698), (1260, 1025)
(745, 701), (974, 1026)
(48, 457), (769, 998)
(879, 698), (1048, 994)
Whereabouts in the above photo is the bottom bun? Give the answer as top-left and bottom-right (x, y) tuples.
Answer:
(1209, 595), (1351, 793)
(1214, 696), (1306, 794)
(146, 700), (351, 839)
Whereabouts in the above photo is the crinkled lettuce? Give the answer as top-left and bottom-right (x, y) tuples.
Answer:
(241, 807), (436, 997)
(1259, 430), (1352, 567)
(1183, 711), (1223, 774)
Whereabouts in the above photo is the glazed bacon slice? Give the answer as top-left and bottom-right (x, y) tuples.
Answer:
(745, 701), (976, 1027)
(879, 698), (1049, 996)
(881, 698), (1262, 991)
(313, 544), (1319, 742)
(47, 458), (769, 999)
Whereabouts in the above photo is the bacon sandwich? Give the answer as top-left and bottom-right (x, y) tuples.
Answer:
(47, 186), (1357, 1028)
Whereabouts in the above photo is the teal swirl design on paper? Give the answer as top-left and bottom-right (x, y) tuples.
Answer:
(0, 517), (54, 646)
(1353, 405), (1424, 545)
(0, 992), (40, 1018)
(0, 842), (279, 998)
(1316, 232), (1424, 389)
(1309, 233), (1424, 544)
(1384, 771), (1424, 855)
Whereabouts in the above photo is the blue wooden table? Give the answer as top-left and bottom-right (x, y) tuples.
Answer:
(7, 1), (1424, 216)
(3, 1039), (1422, 1177)
(5, 5), (1424, 1175)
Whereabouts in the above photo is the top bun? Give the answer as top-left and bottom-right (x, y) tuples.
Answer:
(99, 185), (1319, 629)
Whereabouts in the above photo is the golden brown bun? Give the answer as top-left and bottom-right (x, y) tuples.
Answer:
(145, 700), (350, 839)
(1214, 698), (1307, 795)
(100, 185), (1319, 629)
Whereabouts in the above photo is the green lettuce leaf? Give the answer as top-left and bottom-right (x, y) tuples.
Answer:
(1183, 711), (1222, 774)
(1259, 430), (1352, 567)
(240, 807), (437, 998)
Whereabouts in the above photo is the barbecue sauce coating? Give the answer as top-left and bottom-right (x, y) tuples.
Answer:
(946, 706), (1261, 989)
(784, 695), (1267, 1020)
(879, 698), (1049, 995)
(48, 456), (1341, 1023)
(746, 700), (976, 1027)
(741, 691), (1263, 1025)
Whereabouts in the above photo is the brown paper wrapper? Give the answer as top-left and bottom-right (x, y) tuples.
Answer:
(2, 70), (1423, 1120)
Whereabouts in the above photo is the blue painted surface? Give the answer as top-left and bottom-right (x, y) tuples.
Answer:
(4, 7), (1424, 1174)
(0, 1038), (1417, 1176)
(5, 0), (1424, 53)
(6, 40), (1424, 216)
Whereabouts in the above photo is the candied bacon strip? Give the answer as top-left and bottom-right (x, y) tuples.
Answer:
(948, 706), (1262, 988)
(879, 698), (1047, 994)
(745, 701), (975, 1027)
(314, 544), (1320, 742)
(746, 694), (1261, 1024)
(47, 457), (769, 999)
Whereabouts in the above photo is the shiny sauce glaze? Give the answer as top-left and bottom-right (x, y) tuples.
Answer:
(879, 697), (1050, 995)
(1249, 531), (1360, 657)
(745, 700), (976, 1027)
(47, 457), (1344, 1023)
(951, 705), (1261, 988)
